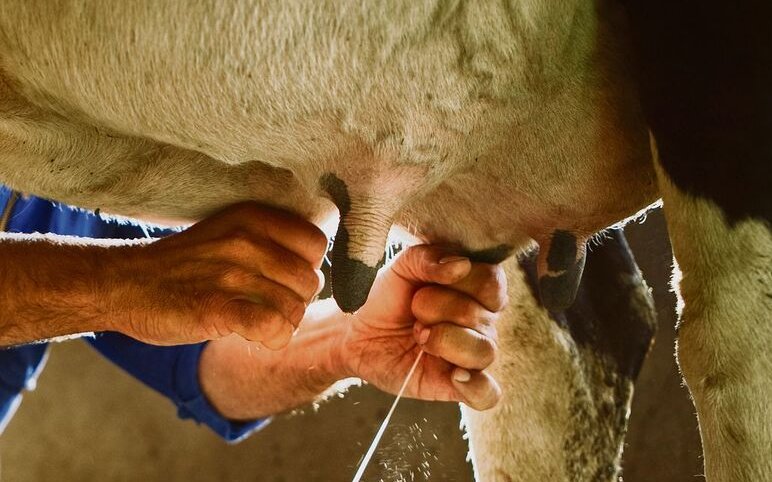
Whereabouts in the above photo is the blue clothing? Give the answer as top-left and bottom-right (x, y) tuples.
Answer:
(0, 187), (268, 442)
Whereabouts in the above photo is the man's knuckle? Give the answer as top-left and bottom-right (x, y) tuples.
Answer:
(394, 249), (418, 280)
(217, 266), (253, 289)
(232, 299), (273, 325)
(221, 302), (250, 328)
(276, 257), (316, 297)
(233, 303), (287, 341)
(459, 300), (480, 324)
(405, 244), (425, 259)
(479, 309), (499, 329)
(198, 295), (237, 333)
(272, 294), (303, 320)
(418, 245), (436, 267)
(211, 232), (256, 261)
(297, 265), (320, 297)
(227, 229), (257, 251)
(430, 325), (452, 351)
(199, 291), (228, 314)
(263, 307), (290, 330)
(307, 228), (329, 257)
(475, 267), (502, 300)
(479, 338), (497, 367)
(412, 285), (433, 309)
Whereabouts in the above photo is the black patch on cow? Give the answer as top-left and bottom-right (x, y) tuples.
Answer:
(546, 230), (577, 271)
(539, 267), (585, 313)
(624, 0), (772, 225)
(525, 232), (655, 478)
(320, 173), (351, 221)
(319, 173), (384, 313)
(329, 244), (383, 313)
(464, 244), (514, 264)
(567, 230), (656, 379)
(519, 252), (542, 303)
(521, 230), (656, 380)
(539, 230), (586, 312)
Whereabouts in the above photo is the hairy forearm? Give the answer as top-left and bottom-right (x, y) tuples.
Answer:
(0, 233), (144, 346)
(199, 298), (353, 421)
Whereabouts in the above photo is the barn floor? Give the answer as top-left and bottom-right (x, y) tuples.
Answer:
(0, 209), (702, 481)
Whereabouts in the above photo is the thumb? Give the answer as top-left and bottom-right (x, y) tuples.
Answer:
(391, 245), (472, 286)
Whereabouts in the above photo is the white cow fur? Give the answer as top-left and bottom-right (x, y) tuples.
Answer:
(0, 0), (656, 249)
(652, 151), (772, 481)
(0, 1), (769, 480)
(460, 254), (654, 481)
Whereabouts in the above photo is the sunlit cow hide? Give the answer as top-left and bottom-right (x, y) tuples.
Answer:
(0, 1), (768, 480)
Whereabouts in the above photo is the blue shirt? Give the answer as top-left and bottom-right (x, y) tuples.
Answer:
(0, 186), (269, 442)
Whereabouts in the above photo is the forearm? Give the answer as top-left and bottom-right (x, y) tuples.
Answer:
(199, 298), (352, 421)
(0, 233), (143, 346)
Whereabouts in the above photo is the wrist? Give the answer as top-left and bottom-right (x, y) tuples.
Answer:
(302, 298), (354, 384)
(0, 237), (117, 344)
(82, 243), (137, 334)
(199, 300), (353, 420)
(93, 241), (158, 335)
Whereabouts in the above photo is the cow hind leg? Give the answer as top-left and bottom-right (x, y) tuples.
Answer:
(656, 162), (772, 480)
(626, 3), (772, 477)
(462, 230), (656, 481)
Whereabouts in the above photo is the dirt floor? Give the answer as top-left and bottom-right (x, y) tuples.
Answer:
(0, 209), (702, 481)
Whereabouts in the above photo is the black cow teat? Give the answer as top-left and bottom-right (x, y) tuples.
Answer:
(537, 230), (587, 312)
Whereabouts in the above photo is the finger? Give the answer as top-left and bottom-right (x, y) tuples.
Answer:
(416, 322), (496, 370)
(259, 318), (295, 350)
(212, 240), (323, 302)
(447, 263), (508, 312)
(451, 369), (501, 411)
(227, 203), (329, 268)
(412, 286), (497, 334)
(218, 298), (296, 348)
(313, 269), (326, 298)
(216, 270), (307, 326)
(391, 244), (471, 286)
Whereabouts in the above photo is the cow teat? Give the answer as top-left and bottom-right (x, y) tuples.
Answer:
(320, 173), (394, 313)
(536, 230), (587, 312)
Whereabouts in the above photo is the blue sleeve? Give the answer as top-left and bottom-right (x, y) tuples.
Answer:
(85, 333), (270, 443)
(0, 343), (49, 435)
(1, 186), (269, 442)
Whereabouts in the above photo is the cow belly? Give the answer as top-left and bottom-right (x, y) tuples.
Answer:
(0, 1), (588, 169)
(0, 1), (654, 218)
(0, 0), (657, 309)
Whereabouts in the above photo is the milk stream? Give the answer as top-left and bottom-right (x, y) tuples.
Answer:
(351, 349), (425, 482)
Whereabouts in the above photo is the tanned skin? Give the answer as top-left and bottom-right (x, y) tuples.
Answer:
(0, 204), (504, 419)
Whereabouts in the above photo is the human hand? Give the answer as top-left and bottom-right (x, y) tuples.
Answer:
(103, 202), (327, 347)
(338, 245), (507, 410)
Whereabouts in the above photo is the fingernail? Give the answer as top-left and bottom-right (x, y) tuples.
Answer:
(314, 270), (325, 297)
(418, 327), (431, 345)
(438, 256), (469, 265)
(454, 368), (471, 383)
